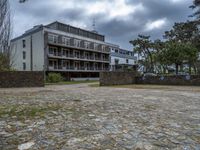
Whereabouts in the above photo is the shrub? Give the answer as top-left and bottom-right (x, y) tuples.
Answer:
(46, 73), (63, 83)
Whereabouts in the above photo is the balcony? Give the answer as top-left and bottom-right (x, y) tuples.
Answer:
(48, 53), (109, 63)
(48, 66), (109, 72)
(47, 37), (110, 54)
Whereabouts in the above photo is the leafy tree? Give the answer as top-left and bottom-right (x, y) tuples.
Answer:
(158, 41), (198, 75)
(164, 21), (199, 45)
(19, 0), (28, 3)
(130, 2), (200, 75)
(190, 0), (200, 21)
(151, 40), (167, 74)
(163, 21), (200, 74)
(130, 35), (154, 72)
(0, 53), (10, 71)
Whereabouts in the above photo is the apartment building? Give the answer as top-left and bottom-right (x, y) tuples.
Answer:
(110, 47), (136, 71)
(11, 21), (136, 80)
(11, 22), (117, 79)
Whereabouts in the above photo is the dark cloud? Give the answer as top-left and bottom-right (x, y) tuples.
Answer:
(10, 0), (194, 49)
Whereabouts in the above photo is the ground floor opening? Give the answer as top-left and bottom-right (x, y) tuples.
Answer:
(46, 72), (99, 81)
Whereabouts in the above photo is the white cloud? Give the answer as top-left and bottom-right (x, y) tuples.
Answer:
(145, 18), (167, 31)
(85, 0), (144, 20)
(170, 0), (184, 3)
(33, 0), (144, 21)
(10, 0), (191, 49)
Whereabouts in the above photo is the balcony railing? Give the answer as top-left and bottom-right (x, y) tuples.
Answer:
(48, 66), (109, 71)
(48, 53), (109, 62)
(48, 38), (110, 53)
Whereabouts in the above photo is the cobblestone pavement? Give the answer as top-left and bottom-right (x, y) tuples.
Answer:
(0, 83), (200, 150)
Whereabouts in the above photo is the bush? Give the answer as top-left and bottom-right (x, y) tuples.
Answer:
(46, 73), (63, 83)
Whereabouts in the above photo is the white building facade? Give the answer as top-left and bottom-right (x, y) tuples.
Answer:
(10, 21), (136, 80)
(110, 47), (136, 71)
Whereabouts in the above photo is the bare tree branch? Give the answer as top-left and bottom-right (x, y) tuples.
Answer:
(0, 0), (12, 70)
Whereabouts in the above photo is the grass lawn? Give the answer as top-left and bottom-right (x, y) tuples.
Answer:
(90, 83), (200, 92)
(45, 80), (99, 85)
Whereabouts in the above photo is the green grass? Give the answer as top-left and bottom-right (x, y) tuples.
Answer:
(89, 83), (100, 87)
(95, 84), (200, 92)
(89, 83), (171, 89)
(0, 104), (61, 120)
(45, 80), (99, 85)
(109, 84), (172, 90)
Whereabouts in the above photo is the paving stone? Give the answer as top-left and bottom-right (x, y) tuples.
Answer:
(0, 83), (199, 149)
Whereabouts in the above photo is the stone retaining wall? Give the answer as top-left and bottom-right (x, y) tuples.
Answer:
(0, 71), (44, 88)
(136, 75), (200, 86)
(100, 72), (136, 86)
(100, 72), (200, 86)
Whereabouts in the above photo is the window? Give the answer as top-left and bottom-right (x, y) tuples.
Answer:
(85, 52), (90, 59)
(63, 49), (70, 57)
(62, 37), (70, 45)
(49, 60), (53, 67)
(23, 51), (26, 59)
(75, 39), (81, 47)
(62, 49), (66, 56)
(115, 59), (119, 65)
(94, 44), (98, 50)
(22, 40), (26, 48)
(74, 51), (80, 58)
(102, 45), (105, 51)
(126, 59), (129, 64)
(102, 54), (106, 60)
(84, 42), (90, 49)
(131, 52), (134, 56)
(49, 47), (58, 55)
(23, 63), (26, 70)
(49, 47), (53, 54)
(48, 34), (58, 43)
(115, 49), (119, 53)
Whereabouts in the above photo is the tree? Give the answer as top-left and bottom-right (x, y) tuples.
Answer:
(0, 0), (11, 53)
(130, 35), (154, 73)
(164, 21), (199, 44)
(0, 52), (10, 71)
(0, 0), (11, 71)
(151, 40), (167, 74)
(19, 0), (28, 3)
(158, 41), (198, 75)
(190, 0), (200, 21)
(163, 21), (200, 74)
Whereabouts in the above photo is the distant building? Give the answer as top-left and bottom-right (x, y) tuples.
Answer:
(110, 47), (136, 71)
(10, 21), (136, 80)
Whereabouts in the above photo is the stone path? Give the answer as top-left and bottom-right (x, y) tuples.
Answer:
(0, 83), (200, 150)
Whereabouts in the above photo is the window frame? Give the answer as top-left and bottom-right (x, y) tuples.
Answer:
(62, 36), (70, 45)
(22, 39), (26, 48)
(48, 34), (58, 43)
(22, 51), (26, 60)
(23, 62), (26, 71)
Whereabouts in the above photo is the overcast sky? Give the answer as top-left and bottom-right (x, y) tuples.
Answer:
(10, 0), (193, 50)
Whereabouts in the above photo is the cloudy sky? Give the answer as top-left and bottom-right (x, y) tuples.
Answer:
(10, 0), (193, 49)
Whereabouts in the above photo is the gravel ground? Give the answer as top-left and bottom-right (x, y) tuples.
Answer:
(0, 83), (200, 150)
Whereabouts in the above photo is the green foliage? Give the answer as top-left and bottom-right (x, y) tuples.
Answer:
(196, 60), (200, 74)
(130, 2), (200, 75)
(0, 53), (10, 71)
(164, 21), (199, 42)
(130, 35), (154, 72)
(0, 104), (61, 120)
(190, 0), (200, 19)
(157, 41), (198, 74)
(46, 73), (64, 83)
